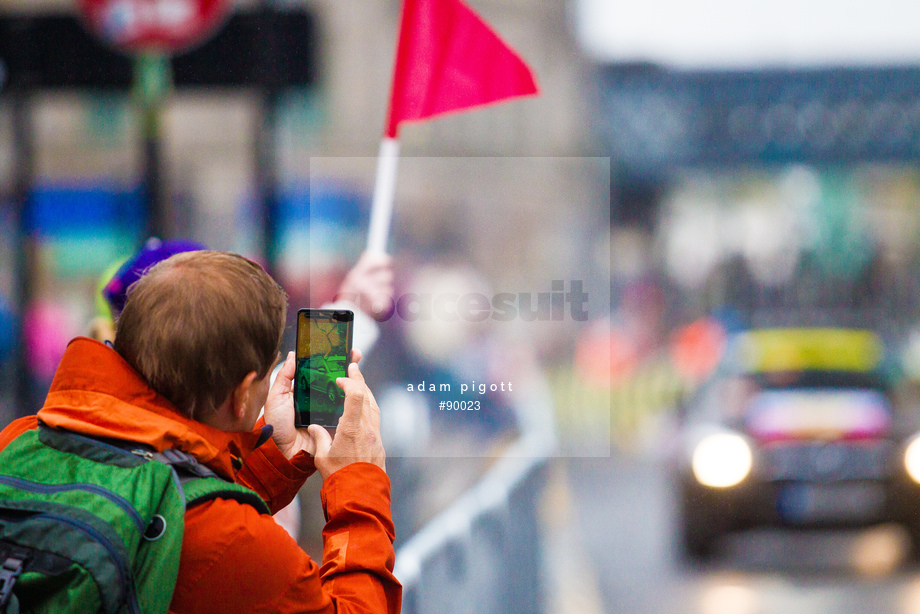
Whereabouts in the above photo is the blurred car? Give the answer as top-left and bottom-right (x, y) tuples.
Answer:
(674, 327), (920, 560)
(298, 353), (345, 404)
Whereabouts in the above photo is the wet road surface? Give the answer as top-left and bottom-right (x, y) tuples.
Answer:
(565, 455), (920, 614)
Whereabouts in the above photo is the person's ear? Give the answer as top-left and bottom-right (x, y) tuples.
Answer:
(231, 371), (260, 421)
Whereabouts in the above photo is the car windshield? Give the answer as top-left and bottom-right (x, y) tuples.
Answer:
(689, 370), (890, 425)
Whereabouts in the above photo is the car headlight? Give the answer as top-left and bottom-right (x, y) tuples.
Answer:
(692, 432), (753, 488)
(904, 435), (920, 484)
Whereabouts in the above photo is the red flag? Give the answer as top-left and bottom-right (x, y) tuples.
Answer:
(385, 0), (540, 138)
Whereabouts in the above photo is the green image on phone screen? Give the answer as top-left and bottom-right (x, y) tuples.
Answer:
(295, 309), (353, 428)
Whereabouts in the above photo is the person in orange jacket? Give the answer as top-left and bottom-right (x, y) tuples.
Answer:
(0, 250), (402, 613)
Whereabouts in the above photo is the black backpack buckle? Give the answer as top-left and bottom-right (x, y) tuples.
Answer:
(0, 556), (23, 607)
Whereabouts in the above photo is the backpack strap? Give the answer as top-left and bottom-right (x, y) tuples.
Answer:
(136, 447), (271, 515)
(178, 476), (271, 515)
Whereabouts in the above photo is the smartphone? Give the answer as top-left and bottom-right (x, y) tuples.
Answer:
(294, 309), (354, 428)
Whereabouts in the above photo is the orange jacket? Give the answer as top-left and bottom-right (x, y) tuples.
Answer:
(0, 338), (402, 614)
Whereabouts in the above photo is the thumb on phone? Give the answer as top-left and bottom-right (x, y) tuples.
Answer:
(307, 424), (333, 458)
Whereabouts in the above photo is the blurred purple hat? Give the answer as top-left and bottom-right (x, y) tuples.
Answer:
(103, 238), (206, 317)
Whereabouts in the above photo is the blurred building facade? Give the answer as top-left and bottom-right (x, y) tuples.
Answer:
(573, 0), (920, 450)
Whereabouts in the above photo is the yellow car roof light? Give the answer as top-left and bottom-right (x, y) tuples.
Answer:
(738, 328), (883, 374)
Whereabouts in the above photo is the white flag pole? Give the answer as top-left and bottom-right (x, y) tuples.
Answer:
(367, 137), (401, 254)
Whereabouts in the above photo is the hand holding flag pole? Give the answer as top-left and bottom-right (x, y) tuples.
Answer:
(366, 0), (540, 254)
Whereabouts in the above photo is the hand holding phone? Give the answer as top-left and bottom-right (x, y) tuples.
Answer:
(306, 360), (386, 480)
(262, 351), (302, 460)
(263, 347), (364, 461)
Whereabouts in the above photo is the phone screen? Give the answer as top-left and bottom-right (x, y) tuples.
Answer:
(294, 309), (354, 428)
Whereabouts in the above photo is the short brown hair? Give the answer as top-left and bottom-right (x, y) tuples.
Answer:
(114, 251), (288, 420)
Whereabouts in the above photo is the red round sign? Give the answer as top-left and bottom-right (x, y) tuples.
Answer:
(78, 0), (231, 55)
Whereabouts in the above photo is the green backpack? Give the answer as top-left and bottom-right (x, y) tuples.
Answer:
(0, 425), (270, 614)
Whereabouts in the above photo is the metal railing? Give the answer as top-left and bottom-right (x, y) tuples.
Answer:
(394, 376), (556, 614)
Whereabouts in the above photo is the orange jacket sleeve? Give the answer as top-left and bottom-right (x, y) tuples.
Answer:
(320, 464), (401, 614)
(236, 426), (316, 513)
(172, 462), (401, 614)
